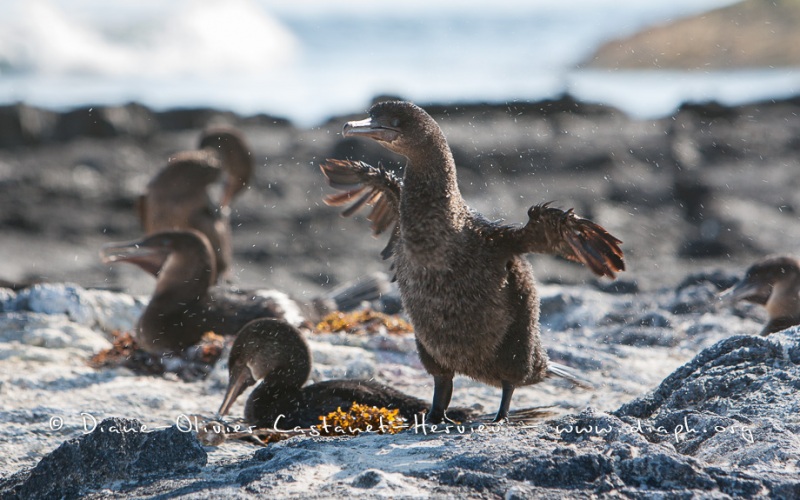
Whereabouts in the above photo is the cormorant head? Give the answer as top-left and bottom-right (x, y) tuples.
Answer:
(147, 151), (221, 200)
(100, 230), (216, 282)
(199, 127), (254, 208)
(217, 319), (311, 417)
(342, 100), (444, 160)
(721, 255), (800, 305)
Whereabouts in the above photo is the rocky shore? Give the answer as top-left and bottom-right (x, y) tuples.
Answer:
(1, 95), (800, 497)
(3, 95), (800, 296)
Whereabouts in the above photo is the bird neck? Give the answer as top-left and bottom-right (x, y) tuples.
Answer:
(401, 139), (466, 228)
(766, 278), (800, 326)
(245, 359), (310, 423)
(220, 153), (252, 208)
(259, 364), (309, 393)
(252, 331), (312, 393)
(152, 253), (213, 305)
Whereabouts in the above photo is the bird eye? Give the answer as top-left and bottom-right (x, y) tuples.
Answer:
(390, 118), (400, 128)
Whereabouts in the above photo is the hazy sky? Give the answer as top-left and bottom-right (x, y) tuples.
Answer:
(0, 0), (740, 20)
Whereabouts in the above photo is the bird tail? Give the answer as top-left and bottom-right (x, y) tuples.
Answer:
(547, 362), (595, 389)
(459, 405), (557, 425)
(320, 272), (393, 313)
(507, 405), (558, 423)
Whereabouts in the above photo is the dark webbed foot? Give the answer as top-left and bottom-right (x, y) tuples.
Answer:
(424, 412), (460, 425)
(492, 381), (515, 423)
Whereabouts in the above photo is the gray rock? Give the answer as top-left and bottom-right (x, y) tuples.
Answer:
(351, 469), (385, 488)
(20, 328), (70, 348)
(0, 418), (207, 499)
(122, 333), (800, 496)
(607, 326), (680, 347)
(4, 96), (800, 497)
(53, 104), (157, 142)
(615, 333), (798, 420)
(2, 330), (800, 498)
(0, 104), (58, 148)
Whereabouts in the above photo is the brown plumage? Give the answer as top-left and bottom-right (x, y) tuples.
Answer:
(218, 318), (484, 429)
(100, 230), (388, 354)
(199, 126), (254, 210)
(721, 255), (800, 335)
(136, 127), (253, 281)
(321, 100), (624, 422)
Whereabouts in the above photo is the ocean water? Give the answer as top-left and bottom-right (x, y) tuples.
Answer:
(1, 0), (798, 126)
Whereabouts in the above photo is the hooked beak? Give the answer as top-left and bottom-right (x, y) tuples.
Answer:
(217, 368), (254, 417)
(342, 117), (400, 143)
(99, 240), (167, 277)
(718, 279), (771, 306)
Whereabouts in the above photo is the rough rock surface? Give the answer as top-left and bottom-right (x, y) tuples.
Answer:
(2, 98), (800, 497)
(1, 418), (207, 499)
(1, 279), (798, 498)
(3, 97), (800, 300)
(2, 333), (798, 498)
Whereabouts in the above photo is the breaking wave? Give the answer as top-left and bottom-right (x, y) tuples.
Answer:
(0, 0), (297, 77)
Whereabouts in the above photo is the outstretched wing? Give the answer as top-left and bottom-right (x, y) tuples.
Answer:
(488, 202), (624, 279)
(320, 159), (402, 260)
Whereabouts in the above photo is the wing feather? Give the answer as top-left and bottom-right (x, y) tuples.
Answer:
(490, 202), (625, 279)
(320, 159), (402, 260)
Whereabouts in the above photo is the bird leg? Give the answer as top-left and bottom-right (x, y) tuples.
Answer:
(427, 375), (455, 424)
(493, 381), (515, 423)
